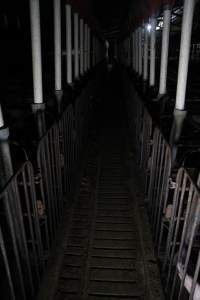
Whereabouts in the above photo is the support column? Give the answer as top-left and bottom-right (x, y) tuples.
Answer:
(0, 108), (13, 190)
(84, 23), (88, 73)
(29, 0), (43, 104)
(170, 0), (196, 161)
(143, 26), (149, 82)
(138, 27), (142, 76)
(92, 36), (95, 67)
(29, 0), (45, 137)
(80, 19), (84, 76)
(66, 4), (72, 85)
(132, 32), (135, 71)
(88, 27), (90, 71)
(0, 105), (4, 128)
(135, 29), (139, 73)
(53, 0), (63, 113)
(74, 12), (79, 80)
(150, 17), (156, 87)
(158, 5), (171, 96)
(175, 0), (195, 111)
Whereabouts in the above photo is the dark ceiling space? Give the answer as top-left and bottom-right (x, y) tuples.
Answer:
(92, 0), (132, 39)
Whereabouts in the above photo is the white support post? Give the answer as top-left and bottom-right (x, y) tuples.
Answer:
(158, 5), (171, 95)
(84, 23), (88, 72)
(0, 105), (4, 128)
(143, 26), (149, 81)
(66, 4), (72, 84)
(132, 32), (135, 71)
(175, 0), (196, 110)
(92, 36), (95, 67)
(29, 0), (43, 104)
(88, 27), (90, 70)
(136, 29), (139, 73)
(54, 0), (62, 91)
(150, 17), (156, 87)
(138, 27), (142, 76)
(80, 19), (84, 76)
(74, 12), (79, 80)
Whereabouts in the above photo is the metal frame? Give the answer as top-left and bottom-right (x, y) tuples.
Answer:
(162, 168), (200, 299)
(37, 122), (63, 243)
(0, 162), (43, 299)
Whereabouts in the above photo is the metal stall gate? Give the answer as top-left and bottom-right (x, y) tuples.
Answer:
(162, 168), (200, 300)
(37, 122), (63, 246)
(0, 162), (43, 300)
(148, 127), (172, 245)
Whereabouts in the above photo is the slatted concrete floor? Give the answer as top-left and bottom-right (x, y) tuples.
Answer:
(51, 131), (147, 300)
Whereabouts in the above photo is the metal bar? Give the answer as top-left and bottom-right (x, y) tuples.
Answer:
(88, 27), (90, 70)
(29, 0), (43, 103)
(158, 5), (171, 96)
(143, 26), (149, 81)
(66, 4), (72, 84)
(132, 32), (135, 71)
(54, 0), (62, 91)
(150, 17), (156, 87)
(74, 12), (79, 80)
(175, 0), (196, 110)
(138, 27), (142, 76)
(135, 30), (139, 73)
(84, 23), (88, 72)
(0, 105), (4, 128)
(80, 19), (84, 75)
(0, 227), (16, 300)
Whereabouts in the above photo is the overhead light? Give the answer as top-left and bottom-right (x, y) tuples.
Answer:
(147, 24), (152, 32)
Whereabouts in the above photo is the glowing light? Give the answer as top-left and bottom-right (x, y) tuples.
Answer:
(147, 24), (152, 32)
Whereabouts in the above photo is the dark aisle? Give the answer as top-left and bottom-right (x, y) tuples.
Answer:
(37, 67), (163, 300)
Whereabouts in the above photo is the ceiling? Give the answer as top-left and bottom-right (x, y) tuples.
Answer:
(68, 0), (176, 40)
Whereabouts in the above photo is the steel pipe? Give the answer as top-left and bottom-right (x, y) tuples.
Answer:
(0, 105), (4, 128)
(143, 26), (149, 81)
(66, 4), (72, 84)
(84, 23), (88, 72)
(138, 27), (143, 76)
(175, 0), (196, 110)
(135, 29), (139, 73)
(74, 12), (79, 80)
(53, 0), (62, 91)
(88, 27), (90, 70)
(80, 19), (84, 75)
(150, 17), (156, 87)
(158, 5), (171, 95)
(29, 0), (43, 103)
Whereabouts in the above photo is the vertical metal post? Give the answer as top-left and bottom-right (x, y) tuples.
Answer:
(84, 23), (88, 72)
(54, 0), (62, 91)
(158, 5), (171, 96)
(80, 18), (84, 76)
(175, 0), (196, 110)
(135, 29), (139, 73)
(132, 32), (135, 71)
(88, 27), (90, 70)
(74, 12), (79, 80)
(29, 0), (43, 104)
(138, 27), (143, 76)
(66, 4), (72, 84)
(0, 105), (4, 128)
(150, 17), (156, 87)
(0, 127), (13, 190)
(143, 26), (149, 81)
(92, 36), (95, 67)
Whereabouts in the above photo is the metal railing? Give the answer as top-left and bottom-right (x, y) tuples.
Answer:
(0, 161), (43, 300)
(162, 168), (200, 299)
(140, 107), (153, 194)
(37, 122), (63, 245)
(148, 127), (172, 245)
